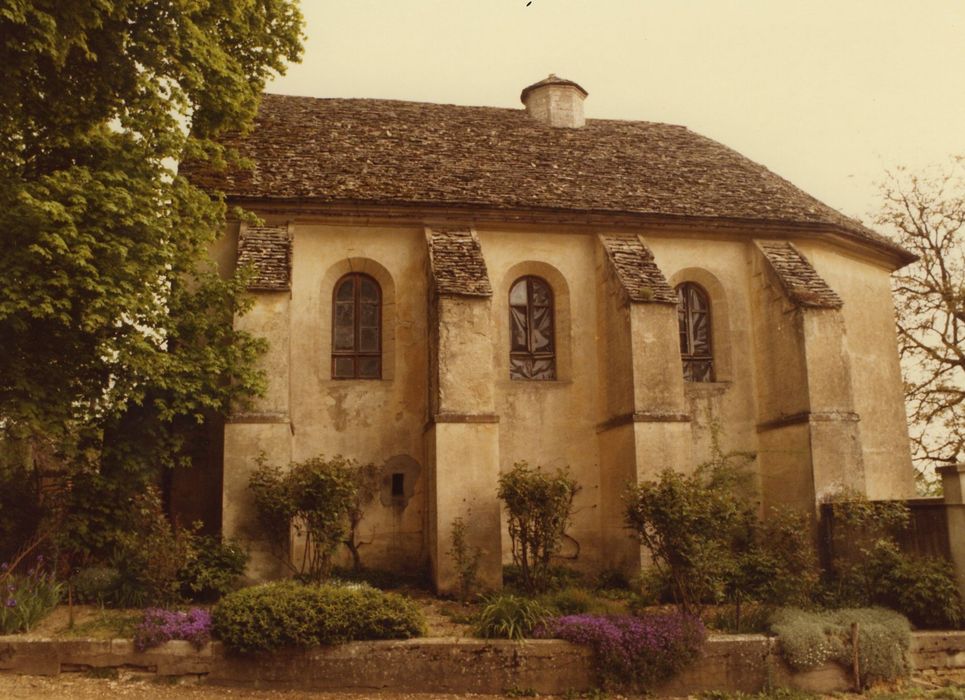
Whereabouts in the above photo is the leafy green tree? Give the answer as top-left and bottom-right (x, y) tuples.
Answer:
(876, 158), (964, 481)
(0, 1), (303, 547)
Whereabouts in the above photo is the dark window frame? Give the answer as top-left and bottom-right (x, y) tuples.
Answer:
(676, 281), (714, 382)
(331, 272), (382, 380)
(509, 275), (557, 381)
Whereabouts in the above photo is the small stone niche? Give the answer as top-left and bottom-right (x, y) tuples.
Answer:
(380, 454), (420, 508)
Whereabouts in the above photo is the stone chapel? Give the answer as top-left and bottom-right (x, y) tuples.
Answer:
(180, 75), (917, 592)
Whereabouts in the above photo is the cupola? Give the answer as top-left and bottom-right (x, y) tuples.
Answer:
(520, 74), (588, 128)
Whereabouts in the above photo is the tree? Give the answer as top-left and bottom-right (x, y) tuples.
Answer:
(0, 2), (303, 549)
(876, 159), (964, 480)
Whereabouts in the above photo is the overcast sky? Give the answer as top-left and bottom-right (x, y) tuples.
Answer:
(266, 1), (965, 230)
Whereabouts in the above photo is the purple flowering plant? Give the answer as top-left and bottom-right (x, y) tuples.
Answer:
(535, 612), (705, 689)
(133, 607), (212, 652)
(0, 556), (62, 635)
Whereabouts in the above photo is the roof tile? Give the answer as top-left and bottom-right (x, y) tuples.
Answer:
(237, 225), (291, 291)
(427, 229), (492, 297)
(758, 241), (843, 309)
(600, 234), (677, 304)
(183, 94), (910, 261)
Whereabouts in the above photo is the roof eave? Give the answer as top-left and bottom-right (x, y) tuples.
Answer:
(220, 196), (917, 269)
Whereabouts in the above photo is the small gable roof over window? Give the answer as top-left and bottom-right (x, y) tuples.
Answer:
(757, 241), (843, 309)
(237, 225), (291, 291)
(427, 229), (492, 298)
(183, 94), (913, 265)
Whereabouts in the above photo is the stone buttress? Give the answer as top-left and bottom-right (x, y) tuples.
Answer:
(595, 234), (693, 576)
(424, 228), (502, 593)
(751, 241), (865, 513)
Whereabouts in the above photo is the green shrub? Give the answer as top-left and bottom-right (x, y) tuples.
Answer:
(212, 580), (426, 652)
(770, 607), (911, 686)
(824, 496), (962, 629)
(71, 566), (121, 605)
(178, 536), (248, 602)
(109, 488), (195, 607)
(249, 455), (372, 580)
(475, 594), (551, 640)
(624, 429), (817, 622)
(836, 539), (961, 629)
(498, 462), (580, 593)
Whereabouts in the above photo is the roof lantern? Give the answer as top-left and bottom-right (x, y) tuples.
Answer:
(520, 73), (588, 128)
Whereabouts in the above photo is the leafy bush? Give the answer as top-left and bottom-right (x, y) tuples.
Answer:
(448, 516), (482, 602)
(770, 607), (911, 686)
(498, 462), (580, 593)
(71, 566), (121, 605)
(178, 536), (248, 602)
(133, 608), (212, 652)
(536, 612), (705, 689)
(249, 455), (372, 580)
(213, 580), (426, 652)
(842, 539), (962, 629)
(624, 432), (817, 622)
(475, 594), (551, 640)
(0, 557), (62, 634)
(824, 496), (962, 628)
(109, 488), (195, 607)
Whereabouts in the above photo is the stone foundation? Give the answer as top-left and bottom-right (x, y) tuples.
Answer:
(2, 632), (964, 694)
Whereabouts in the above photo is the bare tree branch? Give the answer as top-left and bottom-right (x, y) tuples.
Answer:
(877, 158), (965, 483)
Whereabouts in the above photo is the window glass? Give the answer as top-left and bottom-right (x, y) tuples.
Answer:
(509, 276), (556, 380)
(676, 282), (713, 382)
(332, 273), (381, 379)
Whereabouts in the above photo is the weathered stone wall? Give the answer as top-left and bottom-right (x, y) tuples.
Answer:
(796, 240), (916, 499)
(5, 632), (964, 693)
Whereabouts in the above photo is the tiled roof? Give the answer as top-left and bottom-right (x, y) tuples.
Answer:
(427, 229), (492, 297)
(758, 241), (843, 309)
(237, 225), (291, 291)
(520, 74), (588, 102)
(599, 234), (677, 304)
(183, 94), (911, 262)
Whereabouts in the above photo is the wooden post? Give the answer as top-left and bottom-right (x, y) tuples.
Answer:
(851, 621), (860, 690)
(937, 464), (965, 603)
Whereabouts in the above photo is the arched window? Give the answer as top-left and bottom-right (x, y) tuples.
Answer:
(676, 282), (713, 382)
(332, 273), (381, 379)
(509, 276), (556, 380)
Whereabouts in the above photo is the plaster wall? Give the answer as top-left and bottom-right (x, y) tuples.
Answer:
(480, 229), (603, 572)
(427, 294), (502, 592)
(795, 242), (915, 498)
(215, 217), (916, 585)
(286, 223), (429, 572)
(223, 421), (291, 580)
(648, 236), (762, 492)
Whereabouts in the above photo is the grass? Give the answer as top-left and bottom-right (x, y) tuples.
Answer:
(61, 609), (141, 639)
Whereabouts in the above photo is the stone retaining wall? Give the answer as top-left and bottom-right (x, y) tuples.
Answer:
(1, 632), (963, 694)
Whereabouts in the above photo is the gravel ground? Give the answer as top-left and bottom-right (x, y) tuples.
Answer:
(0, 674), (571, 700)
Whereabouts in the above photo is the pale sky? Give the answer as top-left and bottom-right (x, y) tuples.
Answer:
(267, 0), (965, 230)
